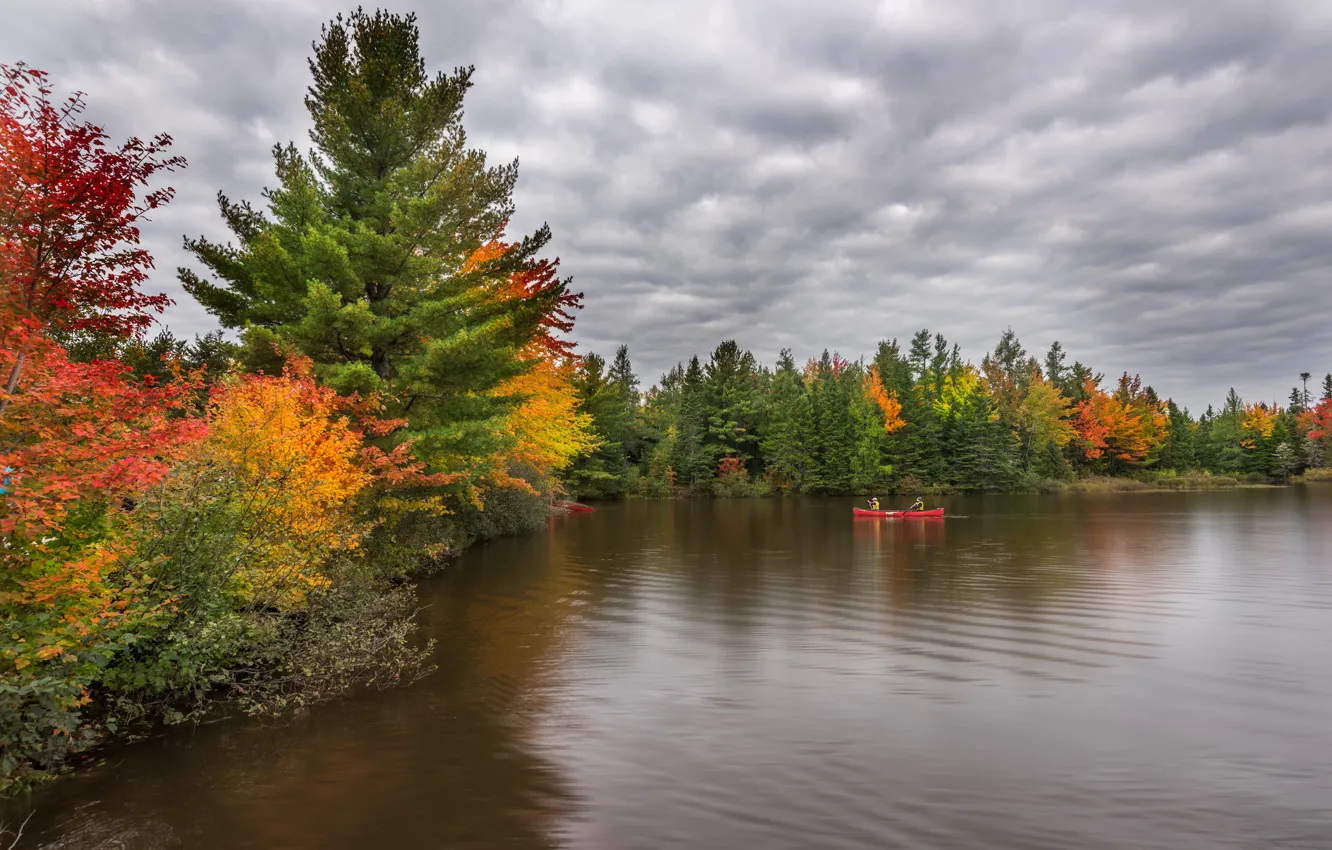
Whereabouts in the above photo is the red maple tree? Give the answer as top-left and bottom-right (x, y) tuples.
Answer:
(1, 63), (185, 412)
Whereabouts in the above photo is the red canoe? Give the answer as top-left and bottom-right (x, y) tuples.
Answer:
(560, 503), (595, 513)
(853, 507), (945, 518)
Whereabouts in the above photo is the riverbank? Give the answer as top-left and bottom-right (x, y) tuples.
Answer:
(1296, 467), (1332, 483)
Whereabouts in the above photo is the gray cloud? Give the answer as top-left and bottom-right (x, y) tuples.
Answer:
(4, 0), (1331, 410)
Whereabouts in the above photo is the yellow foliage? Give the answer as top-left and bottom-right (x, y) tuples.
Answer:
(933, 364), (983, 418)
(1241, 402), (1279, 445)
(490, 351), (599, 489)
(1019, 377), (1076, 449)
(206, 371), (372, 609)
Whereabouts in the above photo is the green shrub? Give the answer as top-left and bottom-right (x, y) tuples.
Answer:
(1068, 476), (1150, 492)
(894, 474), (925, 497)
(453, 484), (551, 542)
(1296, 467), (1332, 483)
(0, 676), (102, 795)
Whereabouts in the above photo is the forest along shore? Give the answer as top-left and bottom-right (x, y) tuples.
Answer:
(563, 337), (1332, 500)
(2, 5), (1330, 802)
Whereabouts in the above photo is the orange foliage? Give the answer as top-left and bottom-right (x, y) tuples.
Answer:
(1072, 382), (1112, 459)
(1072, 376), (1165, 464)
(1, 329), (204, 677)
(865, 365), (905, 433)
(201, 358), (374, 607)
(461, 222), (584, 358)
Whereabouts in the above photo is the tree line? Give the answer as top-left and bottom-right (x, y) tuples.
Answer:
(567, 333), (1332, 498)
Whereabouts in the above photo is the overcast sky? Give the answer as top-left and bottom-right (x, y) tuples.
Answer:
(5, 0), (1331, 410)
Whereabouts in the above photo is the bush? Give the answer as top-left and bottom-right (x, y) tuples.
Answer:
(1068, 476), (1150, 492)
(452, 484), (551, 542)
(894, 474), (924, 497)
(1155, 473), (1239, 490)
(711, 456), (772, 498)
(1024, 475), (1068, 494)
(632, 476), (674, 498)
(0, 675), (103, 795)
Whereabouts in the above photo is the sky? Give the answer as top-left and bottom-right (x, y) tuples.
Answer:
(4, 0), (1331, 411)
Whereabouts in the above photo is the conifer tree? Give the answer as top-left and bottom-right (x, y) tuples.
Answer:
(672, 357), (712, 489)
(703, 340), (760, 467)
(1043, 341), (1068, 393)
(1160, 401), (1197, 471)
(607, 345), (643, 463)
(567, 353), (628, 497)
(760, 349), (812, 490)
(179, 9), (569, 480)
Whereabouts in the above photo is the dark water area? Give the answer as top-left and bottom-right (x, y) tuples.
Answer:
(6, 490), (1332, 849)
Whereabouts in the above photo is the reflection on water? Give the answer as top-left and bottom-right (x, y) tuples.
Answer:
(6, 490), (1332, 849)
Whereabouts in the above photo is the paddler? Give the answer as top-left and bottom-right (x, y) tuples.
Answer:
(906, 496), (924, 512)
(867, 497), (881, 511)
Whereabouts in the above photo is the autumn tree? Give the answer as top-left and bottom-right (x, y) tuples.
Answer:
(1017, 375), (1075, 477)
(1, 63), (183, 414)
(178, 10), (573, 485)
(490, 352), (596, 495)
(1298, 397), (1332, 468)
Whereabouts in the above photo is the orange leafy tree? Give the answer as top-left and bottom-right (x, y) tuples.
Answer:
(196, 360), (374, 608)
(865, 365), (905, 434)
(462, 226), (593, 496)
(0, 328), (206, 675)
(141, 353), (461, 610)
(0, 339), (205, 540)
(1072, 375), (1165, 468)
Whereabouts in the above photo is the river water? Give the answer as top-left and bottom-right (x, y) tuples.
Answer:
(7, 490), (1332, 849)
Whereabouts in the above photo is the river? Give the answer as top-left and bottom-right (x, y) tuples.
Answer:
(6, 490), (1332, 849)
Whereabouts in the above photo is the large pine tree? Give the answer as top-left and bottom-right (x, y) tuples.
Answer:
(760, 349), (813, 490)
(180, 9), (569, 479)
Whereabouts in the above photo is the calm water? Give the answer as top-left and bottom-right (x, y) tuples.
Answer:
(6, 490), (1332, 849)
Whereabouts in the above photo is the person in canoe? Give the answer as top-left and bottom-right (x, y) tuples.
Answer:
(906, 496), (924, 513)
(867, 497), (881, 511)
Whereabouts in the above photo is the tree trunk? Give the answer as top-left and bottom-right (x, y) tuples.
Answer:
(0, 350), (27, 420)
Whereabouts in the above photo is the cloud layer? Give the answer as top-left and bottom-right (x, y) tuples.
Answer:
(6, 0), (1332, 410)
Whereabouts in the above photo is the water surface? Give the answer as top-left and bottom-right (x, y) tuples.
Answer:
(7, 490), (1332, 849)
